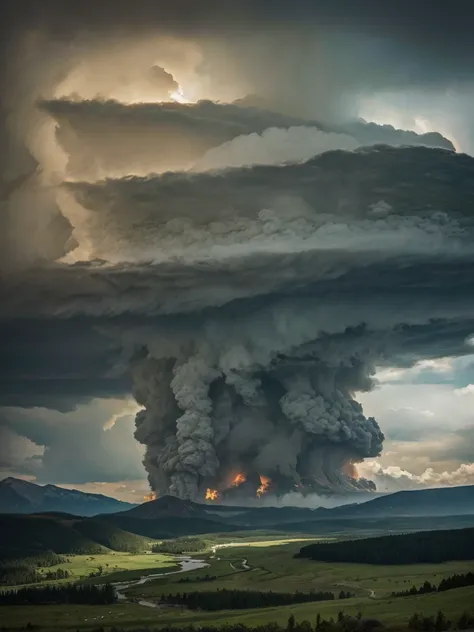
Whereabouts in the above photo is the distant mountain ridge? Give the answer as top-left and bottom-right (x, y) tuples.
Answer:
(2, 477), (473, 525)
(0, 477), (136, 517)
(117, 484), (474, 523)
(324, 484), (474, 518)
(1, 484), (474, 560)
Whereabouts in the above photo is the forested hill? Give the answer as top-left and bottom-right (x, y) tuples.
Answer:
(297, 527), (474, 564)
(0, 514), (153, 557)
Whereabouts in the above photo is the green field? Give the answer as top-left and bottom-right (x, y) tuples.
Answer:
(214, 538), (320, 548)
(13, 552), (179, 587)
(2, 586), (474, 631)
(2, 539), (474, 631)
(125, 541), (474, 599)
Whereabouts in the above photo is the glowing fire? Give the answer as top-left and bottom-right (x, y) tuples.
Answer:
(343, 462), (359, 480)
(256, 475), (271, 497)
(144, 491), (157, 502)
(205, 488), (219, 501)
(231, 473), (246, 487)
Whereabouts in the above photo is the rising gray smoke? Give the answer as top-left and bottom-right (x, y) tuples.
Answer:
(131, 345), (382, 499)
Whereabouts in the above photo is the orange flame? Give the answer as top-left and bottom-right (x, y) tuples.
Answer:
(343, 462), (359, 480)
(144, 491), (157, 502)
(205, 488), (219, 501)
(231, 473), (246, 487)
(256, 475), (271, 497)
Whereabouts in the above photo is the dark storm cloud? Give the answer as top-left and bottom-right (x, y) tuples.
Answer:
(68, 145), (469, 228)
(0, 379), (130, 412)
(3, 1), (474, 56)
(2, 145), (474, 321)
(2, 1), (474, 494)
(3, 1), (474, 126)
(2, 145), (474, 492)
(38, 98), (454, 178)
(0, 319), (128, 410)
(1, 0), (470, 273)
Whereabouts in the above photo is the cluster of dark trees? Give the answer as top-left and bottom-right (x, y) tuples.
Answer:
(41, 568), (70, 581)
(6, 612), (474, 632)
(408, 611), (452, 631)
(393, 571), (474, 597)
(0, 551), (69, 586)
(177, 574), (217, 583)
(297, 528), (474, 564)
(159, 588), (354, 611)
(151, 537), (207, 554)
(0, 583), (116, 606)
(66, 614), (386, 632)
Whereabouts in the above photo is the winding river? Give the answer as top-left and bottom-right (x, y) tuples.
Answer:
(113, 556), (209, 608)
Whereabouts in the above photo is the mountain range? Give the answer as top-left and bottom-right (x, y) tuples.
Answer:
(326, 484), (474, 518)
(114, 484), (474, 523)
(1, 477), (473, 533)
(1, 480), (474, 559)
(0, 477), (136, 516)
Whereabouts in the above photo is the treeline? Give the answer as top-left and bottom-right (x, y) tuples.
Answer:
(394, 571), (474, 597)
(297, 527), (474, 564)
(151, 537), (207, 554)
(177, 574), (217, 583)
(0, 550), (67, 567)
(63, 614), (385, 632)
(408, 611), (474, 631)
(159, 588), (354, 611)
(0, 551), (69, 586)
(0, 583), (116, 606)
(13, 611), (474, 632)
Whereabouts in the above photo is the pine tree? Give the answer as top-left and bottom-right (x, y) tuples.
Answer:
(409, 613), (421, 630)
(434, 611), (448, 632)
(287, 614), (296, 632)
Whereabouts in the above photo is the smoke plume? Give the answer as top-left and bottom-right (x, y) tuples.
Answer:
(130, 347), (383, 499)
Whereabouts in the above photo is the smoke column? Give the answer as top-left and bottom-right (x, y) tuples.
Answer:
(129, 342), (383, 500)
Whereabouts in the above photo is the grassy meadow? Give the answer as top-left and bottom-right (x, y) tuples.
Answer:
(2, 585), (474, 631)
(2, 537), (474, 631)
(125, 540), (474, 599)
(11, 552), (179, 588)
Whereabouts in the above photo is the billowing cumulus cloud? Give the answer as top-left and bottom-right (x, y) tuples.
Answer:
(193, 127), (360, 171)
(360, 462), (474, 492)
